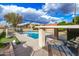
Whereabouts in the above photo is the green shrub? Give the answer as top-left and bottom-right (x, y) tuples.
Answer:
(0, 43), (6, 48)
(58, 28), (65, 31)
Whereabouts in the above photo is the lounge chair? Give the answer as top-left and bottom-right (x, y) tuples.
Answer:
(47, 39), (75, 56)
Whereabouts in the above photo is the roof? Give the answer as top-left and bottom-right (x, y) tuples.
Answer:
(35, 25), (79, 29)
(46, 24), (58, 26)
(0, 25), (5, 28)
(17, 22), (29, 26)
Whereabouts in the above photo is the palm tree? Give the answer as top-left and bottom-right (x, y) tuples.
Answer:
(4, 13), (23, 38)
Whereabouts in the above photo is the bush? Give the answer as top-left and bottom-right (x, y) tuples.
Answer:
(0, 32), (5, 39)
(0, 43), (9, 48)
(58, 28), (65, 31)
(0, 43), (5, 48)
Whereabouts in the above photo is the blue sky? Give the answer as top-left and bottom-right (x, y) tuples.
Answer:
(0, 3), (44, 10)
(0, 3), (78, 25)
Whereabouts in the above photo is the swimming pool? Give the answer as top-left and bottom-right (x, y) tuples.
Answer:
(23, 31), (39, 39)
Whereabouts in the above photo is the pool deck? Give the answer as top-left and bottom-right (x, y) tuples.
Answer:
(14, 33), (75, 56)
(14, 30), (78, 55)
(14, 32), (49, 56)
(14, 31), (77, 56)
(14, 31), (67, 51)
(14, 32), (40, 51)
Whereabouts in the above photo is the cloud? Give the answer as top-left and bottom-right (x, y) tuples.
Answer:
(0, 4), (63, 24)
(0, 5), (27, 15)
(43, 3), (61, 12)
(20, 7), (62, 24)
(21, 8), (49, 24)
(76, 3), (79, 15)
(0, 20), (7, 26)
(43, 3), (75, 16)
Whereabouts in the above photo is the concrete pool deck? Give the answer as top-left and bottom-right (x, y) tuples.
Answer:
(14, 31), (67, 51)
(14, 32), (40, 51)
(14, 31), (71, 56)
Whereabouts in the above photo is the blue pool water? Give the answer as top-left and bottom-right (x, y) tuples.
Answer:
(23, 31), (39, 39)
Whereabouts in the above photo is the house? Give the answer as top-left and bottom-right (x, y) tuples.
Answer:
(45, 24), (58, 34)
(0, 25), (5, 29)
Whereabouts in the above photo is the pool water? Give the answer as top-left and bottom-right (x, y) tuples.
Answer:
(23, 31), (39, 39)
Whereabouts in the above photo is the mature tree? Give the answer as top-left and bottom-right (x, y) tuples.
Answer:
(4, 13), (23, 27)
(4, 13), (23, 38)
(73, 16), (79, 24)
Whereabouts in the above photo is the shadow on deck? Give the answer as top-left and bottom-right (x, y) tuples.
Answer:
(13, 43), (33, 56)
(48, 44), (76, 56)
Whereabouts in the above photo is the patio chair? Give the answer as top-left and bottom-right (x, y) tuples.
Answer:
(65, 29), (79, 55)
(47, 39), (75, 56)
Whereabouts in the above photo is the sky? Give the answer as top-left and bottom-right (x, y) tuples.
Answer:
(0, 3), (79, 25)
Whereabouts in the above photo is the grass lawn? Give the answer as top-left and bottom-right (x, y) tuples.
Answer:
(0, 37), (19, 43)
(0, 32), (20, 48)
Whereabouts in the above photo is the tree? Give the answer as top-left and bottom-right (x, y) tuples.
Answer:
(73, 16), (79, 24)
(4, 13), (23, 28)
(58, 21), (66, 25)
(4, 13), (23, 38)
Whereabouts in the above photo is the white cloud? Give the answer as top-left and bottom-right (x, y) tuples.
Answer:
(0, 20), (7, 25)
(40, 15), (62, 21)
(0, 4), (62, 24)
(76, 3), (79, 14)
(43, 3), (61, 12)
(0, 5), (27, 14)
(43, 3), (75, 16)
(41, 15), (51, 20)
(72, 14), (75, 17)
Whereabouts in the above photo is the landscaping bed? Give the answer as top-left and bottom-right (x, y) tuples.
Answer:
(0, 32), (20, 48)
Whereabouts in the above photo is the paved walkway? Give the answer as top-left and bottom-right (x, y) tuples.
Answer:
(14, 43), (33, 56)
